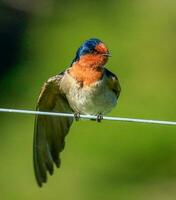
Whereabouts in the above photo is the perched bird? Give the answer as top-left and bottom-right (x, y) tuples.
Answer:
(33, 38), (121, 187)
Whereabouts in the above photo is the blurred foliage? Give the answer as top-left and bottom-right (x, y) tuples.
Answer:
(0, 0), (176, 199)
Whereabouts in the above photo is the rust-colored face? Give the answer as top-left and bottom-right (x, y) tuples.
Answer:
(79, 53), (108, 67)
(78, 42), (109, 67)
(95, 43), (109, 55)
(70, 41), (110, 86)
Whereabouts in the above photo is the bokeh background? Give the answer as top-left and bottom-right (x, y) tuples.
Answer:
(0, 0), (176, 199)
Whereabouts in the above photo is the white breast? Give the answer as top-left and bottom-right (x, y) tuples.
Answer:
(63, 73), (117, 115)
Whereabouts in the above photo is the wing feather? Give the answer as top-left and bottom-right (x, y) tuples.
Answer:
(33, 74), (73, 187)
(104, 68), (121, 97)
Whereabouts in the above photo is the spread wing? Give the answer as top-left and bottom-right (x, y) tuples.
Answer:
(33, 74), (73, 187)
(104, 68), (121, 97)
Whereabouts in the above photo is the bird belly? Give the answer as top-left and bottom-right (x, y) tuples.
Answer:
(67, 81), (117, 115)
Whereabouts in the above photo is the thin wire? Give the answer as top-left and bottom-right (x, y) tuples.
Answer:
(0, 108), (176, 126)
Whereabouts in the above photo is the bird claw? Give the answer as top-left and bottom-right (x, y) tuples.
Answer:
(96, 114), (103, 122)
(74, 113), (80, 121)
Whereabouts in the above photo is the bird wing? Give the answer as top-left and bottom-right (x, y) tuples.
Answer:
(104, 68), (121, 97)
(33, 74), (73, 187)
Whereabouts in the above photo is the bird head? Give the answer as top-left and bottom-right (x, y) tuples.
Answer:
(71, 38), (110, 66)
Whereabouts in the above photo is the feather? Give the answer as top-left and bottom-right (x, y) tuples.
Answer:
(104, 68), (121, 97)
(33, 73), (73, 187)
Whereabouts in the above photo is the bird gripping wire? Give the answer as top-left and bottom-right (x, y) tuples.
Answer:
(0, 108), (176, 126)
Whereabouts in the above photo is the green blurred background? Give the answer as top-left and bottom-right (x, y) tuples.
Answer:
(0, 0), (176, 199)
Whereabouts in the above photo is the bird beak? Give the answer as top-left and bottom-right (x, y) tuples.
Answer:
(102, 53), (111, 57)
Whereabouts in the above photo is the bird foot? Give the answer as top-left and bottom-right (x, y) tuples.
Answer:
(96, 114), (103, 122)
(74, 113), (80, 121)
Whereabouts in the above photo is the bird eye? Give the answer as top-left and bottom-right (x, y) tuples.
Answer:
(93, 49), (98, 54)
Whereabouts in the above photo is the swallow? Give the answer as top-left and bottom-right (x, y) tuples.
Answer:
(33, 38), (121, 187)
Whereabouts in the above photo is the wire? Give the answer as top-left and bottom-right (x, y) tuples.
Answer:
(0, 108), (176, 126)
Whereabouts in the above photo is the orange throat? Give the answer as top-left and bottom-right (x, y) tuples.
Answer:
(69, 54), (107, 86)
